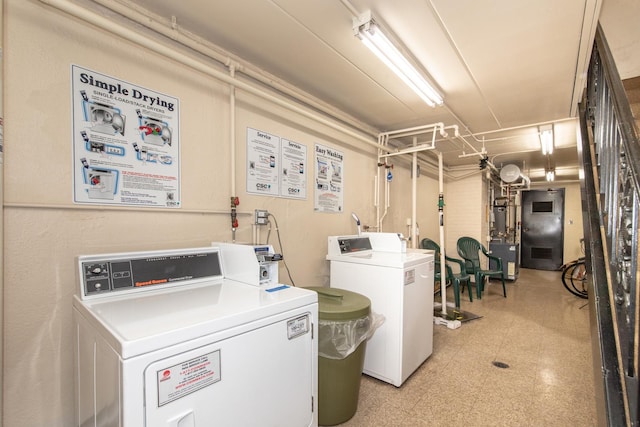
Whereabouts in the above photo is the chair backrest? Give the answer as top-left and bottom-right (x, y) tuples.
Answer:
(420, 238), (445, 280)
(456, 236), (483, 273)
(420, 238), (440, 254)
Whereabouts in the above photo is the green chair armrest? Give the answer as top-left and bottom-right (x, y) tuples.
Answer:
(445, 255), (466, 273)
(482, 246), (503, 270)
(487, 254), (503, 269)
(444, 263), (455, 280)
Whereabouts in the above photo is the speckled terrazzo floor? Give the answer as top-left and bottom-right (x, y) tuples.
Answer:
(326, 268), (597, 427)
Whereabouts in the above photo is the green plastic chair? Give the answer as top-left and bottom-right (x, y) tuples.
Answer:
(456, 236), (506, 299)
(420, 238), (473, 309)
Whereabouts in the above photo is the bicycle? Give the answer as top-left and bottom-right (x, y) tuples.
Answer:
(561, 239), (588, 299)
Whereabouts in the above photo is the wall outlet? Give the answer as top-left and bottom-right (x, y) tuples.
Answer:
(255, 209), (269, 225)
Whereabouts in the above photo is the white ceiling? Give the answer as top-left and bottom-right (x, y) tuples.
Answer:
(99, 0), (640, 182)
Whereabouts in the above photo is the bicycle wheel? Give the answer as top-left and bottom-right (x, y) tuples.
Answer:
(561, 261), (577, 291)
(562, 261), (588, 299)
(569, 261), (588, 298)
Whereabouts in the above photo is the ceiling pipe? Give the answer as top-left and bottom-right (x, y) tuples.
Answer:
(64, 0), (496, 188)
(342, 0), (567, 175)
(375, 122), (449, 231)
(435, 124), (499, 174)
(463, 117), (577, 144)
(379, 122), (447, 158)
(380, 122), (446, 139)
(45, 0), (386, 152)
(379, 143), (436, 158)
(380, 122), (500, 183)
(93, 0), (492, 184)
(94, 0), (380, 138)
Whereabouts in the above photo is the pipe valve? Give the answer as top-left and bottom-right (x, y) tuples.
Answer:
(230, 196), (239, 229)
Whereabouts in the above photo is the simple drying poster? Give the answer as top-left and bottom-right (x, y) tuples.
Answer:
(71, 65), (181, 208)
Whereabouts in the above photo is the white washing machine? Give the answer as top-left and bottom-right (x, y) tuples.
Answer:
(73, 244), (318, 427)
(326, 233), (434, 387)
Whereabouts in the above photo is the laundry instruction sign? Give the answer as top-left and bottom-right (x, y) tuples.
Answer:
(71, 65), (181, 208)
(246, 127), (307, 199)
(314, 143), (344, 213)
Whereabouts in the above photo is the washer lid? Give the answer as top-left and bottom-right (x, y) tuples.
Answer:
(327, 250), (432, 268)
(73, 280), (317, 358)
(305, 287), (370, 320)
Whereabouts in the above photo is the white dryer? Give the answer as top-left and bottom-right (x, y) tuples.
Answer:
(73, 245), (318, 426)
(326, 233), (434, 387)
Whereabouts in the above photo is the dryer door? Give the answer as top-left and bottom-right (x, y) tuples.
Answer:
(143, 308), (316, 427)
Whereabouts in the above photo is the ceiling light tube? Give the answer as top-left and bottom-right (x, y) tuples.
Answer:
(546, 169), (555, 182)
(539, 124), (554, 155)
(354, 13), (443, 107)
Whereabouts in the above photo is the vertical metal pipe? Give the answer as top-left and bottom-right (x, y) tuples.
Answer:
(0, 0), (4, 413)
(438, 153), (447, 315)
(229, 66), (237, 242)
(411, 137), (418, 248)
(229, 65), (236, 197)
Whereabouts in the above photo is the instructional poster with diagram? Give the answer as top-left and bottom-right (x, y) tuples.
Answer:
(246, 127), (308, 199)
(280, 138), (307, 199)
(246, 128), (280, 196)
(314, 143), (344, 213)
(71, 65), (181, 208)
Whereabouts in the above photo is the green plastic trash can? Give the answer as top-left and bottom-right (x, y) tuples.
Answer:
(307, 287), (372, 426)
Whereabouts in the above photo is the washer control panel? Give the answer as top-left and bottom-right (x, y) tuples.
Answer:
(337, 237), (372, 254)
(78, 248), (223, 299)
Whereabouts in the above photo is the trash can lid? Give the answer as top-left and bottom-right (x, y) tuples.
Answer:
(305, 287), (370, 320)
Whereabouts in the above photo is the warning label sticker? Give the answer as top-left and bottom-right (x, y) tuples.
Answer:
(157, 350), (221, 406)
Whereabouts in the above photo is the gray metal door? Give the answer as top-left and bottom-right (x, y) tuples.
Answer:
(521, 188), (565, 270)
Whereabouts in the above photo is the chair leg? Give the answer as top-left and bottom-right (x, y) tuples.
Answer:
(452, 280), (461, 309)
(475, 273), (482, 299)
(464, 278), (473, 302)
(482, 274), (507, 297)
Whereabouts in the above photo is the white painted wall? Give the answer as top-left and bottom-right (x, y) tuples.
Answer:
(563, 182), (587, 262)
(2, 1), (441, 425)
(444, 172), (485, 255)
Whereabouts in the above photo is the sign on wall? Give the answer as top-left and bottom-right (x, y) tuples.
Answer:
(246, 128), (280, 197)
(314, 143), (344, 213)
(71, 65), (181, 208)
(246, 128), (307, 199)
(280, 138), (307, 199)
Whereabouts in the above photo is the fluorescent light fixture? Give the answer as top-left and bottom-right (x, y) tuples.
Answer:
(546, 169), (555, 182)
(539, 124), (554, 155)
(353, 12), (443, 107)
